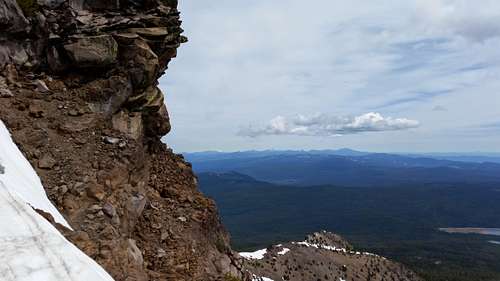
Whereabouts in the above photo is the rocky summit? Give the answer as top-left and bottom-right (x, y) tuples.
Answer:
(0, 1), (421, 281)
(244, 232), (422, 281)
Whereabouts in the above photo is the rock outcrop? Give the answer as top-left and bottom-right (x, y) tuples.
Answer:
(0, 0), (244, 280)
(243, 231), (422, 281)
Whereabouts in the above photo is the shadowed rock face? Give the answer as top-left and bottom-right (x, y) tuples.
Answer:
(0, 1), (246, 280)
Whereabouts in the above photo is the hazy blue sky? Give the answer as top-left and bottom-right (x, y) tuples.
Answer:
(160, 0), (500, 152)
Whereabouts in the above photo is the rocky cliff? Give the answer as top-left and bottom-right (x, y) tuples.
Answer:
(0, 0), (244, 280)
(0, 1), (422, 281)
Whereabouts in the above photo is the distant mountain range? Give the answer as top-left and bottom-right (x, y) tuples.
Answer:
(184, 149), (500, 187)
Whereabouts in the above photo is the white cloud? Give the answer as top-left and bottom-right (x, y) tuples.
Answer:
(240, 113), (419, 137)
(161, 0), (500, 152)
(415, 0), (500, 41)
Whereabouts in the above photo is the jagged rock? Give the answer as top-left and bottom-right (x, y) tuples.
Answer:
(3, 63), (18, 85)
(127, 193), (146, 218)
(118, 38), (158, 89)
(38, 154), (56, 169)
(112, 110), (143, 140)
(35, 79), (50, 93)
(86, 184), (106, 201)
(127, 85), (164, 111)
(28, 103), (44, 118)
(0, 0), (29, 34)
(144, 103), (171, 136)
(112, 32), (139, 45)
(63, 35), (118, 68)
(83, 76), (132, 115)
(37, 0), (66, 8)
(102, 202), (117, 217)
(0, 77), (13, 97)
(84, 0), (120, 11)
(47, 46), (67, 72)
(129, 27), (169, 38)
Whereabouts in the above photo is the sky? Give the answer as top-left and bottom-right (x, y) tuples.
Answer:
(160, 0), (500, 153)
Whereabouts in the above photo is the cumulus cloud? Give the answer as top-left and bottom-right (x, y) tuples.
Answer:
(240, 113), (420, 137)
(162, 0), (500, 151)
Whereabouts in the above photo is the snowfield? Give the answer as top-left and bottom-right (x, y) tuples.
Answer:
(240, 248), (268, 260)
(0, 120), (115, 281)
(251, 274), (275, 281)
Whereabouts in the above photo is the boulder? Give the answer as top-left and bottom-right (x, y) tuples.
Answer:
(37, 0), (66, 8)
(38, 154), (57, 169)
(144, 103), (170, 137)
(129, 27), (168, 39)
(83, 0), (120, 11)
(112, 111), (143, 140)
(0, 0), (29, 34)
(126, 86), (164, 112)
(46, 46), (67, 72)
(118, 38), (158, 89)
(0, 76), (13, 97)
(63, 35), (118, 68)
(127, 193), (146, 218)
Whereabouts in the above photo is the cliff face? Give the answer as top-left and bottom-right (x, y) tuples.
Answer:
(0, 0), (244, 280)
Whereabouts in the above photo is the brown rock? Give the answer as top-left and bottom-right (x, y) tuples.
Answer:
(38, 154), (57, 169)
(127, 239), (144, 266)
(63, 35), (118, 68)
(112, 111), (143, 140)
(118, 38), (158, 89)
(29, 104), (44, 118)
(87, 184), (106, 201)
(127, 194), (147, 218)
(129, 27), (169, 38)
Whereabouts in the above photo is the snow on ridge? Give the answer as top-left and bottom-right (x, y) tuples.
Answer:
(0, 119), (115, 281)
(251, 274), (275, 281)
(293, 241), (380, 257)
(277, 248), (290, 255)
(240, 248), (268, 260)
(0, 120), (69, 228)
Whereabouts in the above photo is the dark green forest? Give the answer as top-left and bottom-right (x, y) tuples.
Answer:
(198, 172), (500, 281)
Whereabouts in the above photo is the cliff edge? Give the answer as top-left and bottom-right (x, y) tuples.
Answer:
(0, 0), (243, 280)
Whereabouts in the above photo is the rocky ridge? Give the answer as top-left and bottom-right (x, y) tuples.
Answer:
(244, 231), (422, 281)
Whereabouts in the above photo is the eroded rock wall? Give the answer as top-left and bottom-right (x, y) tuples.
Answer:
(0, 0), (245, 280)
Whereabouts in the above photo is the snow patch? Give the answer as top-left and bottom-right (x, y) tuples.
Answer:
(277, 248), (290, 255)
(240, 248), (267, 260)
(251, 274), (275, 281)
(293, 241), (379, 257)
(0, 121), (69, 228)
(0, 119), (115, 281)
